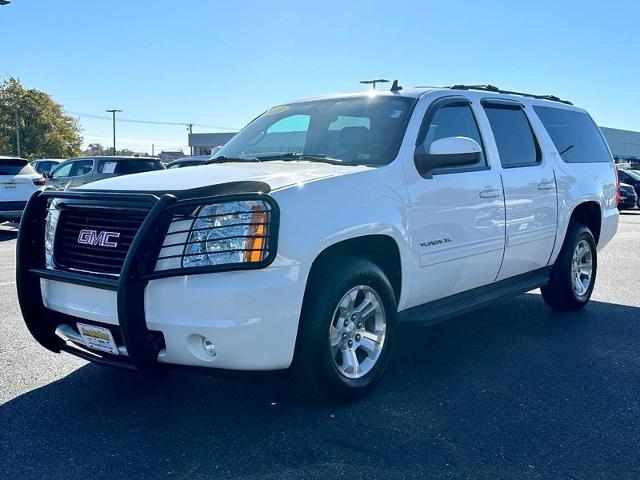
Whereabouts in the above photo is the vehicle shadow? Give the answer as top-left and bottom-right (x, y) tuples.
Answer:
(0, 223), (18, 241)
(2, 294), (640, 479)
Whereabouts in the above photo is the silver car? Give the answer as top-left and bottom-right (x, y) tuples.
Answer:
(46, 156), (165, 189)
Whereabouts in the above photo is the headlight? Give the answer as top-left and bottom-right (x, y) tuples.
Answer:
(155, 198), (275, 272)
(44, 199), (61, 269)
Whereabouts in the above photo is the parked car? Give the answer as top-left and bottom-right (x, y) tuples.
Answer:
(618, 183), (638, 210)
(166, 157), (208, 169)
(616, 168), (640, 198)
(30, 158), (64, 175)
(46, 156), (165, 190)
(0, 156), (45, 222)
(17, 85), (619, 402)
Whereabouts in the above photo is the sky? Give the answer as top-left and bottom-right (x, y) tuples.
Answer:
(1, 0), (639, 154)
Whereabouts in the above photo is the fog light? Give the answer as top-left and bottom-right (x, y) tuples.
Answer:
(202, 338), (216, 357)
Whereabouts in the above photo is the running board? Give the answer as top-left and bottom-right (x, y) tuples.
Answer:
(399, 267), (552, 325)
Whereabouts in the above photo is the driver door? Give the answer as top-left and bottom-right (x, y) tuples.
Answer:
(406, 96), (506, 306)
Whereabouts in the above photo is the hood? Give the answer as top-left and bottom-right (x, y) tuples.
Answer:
(80, 161), (369, 193)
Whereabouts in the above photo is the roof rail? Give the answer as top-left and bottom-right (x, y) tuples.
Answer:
(448, 84), (573, 105)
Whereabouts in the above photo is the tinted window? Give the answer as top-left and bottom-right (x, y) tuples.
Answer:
(71, 160), (94, 176)
(34, 161), (55, 174)
(533, 106), (612, 163)
(484, 105), (540, 168)
(0, 159), (35, 175)
(114, 160), (164, 174)
(421, 103), (486, 168)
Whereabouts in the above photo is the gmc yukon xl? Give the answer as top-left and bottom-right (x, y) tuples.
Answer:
(16, 84), (619, 402)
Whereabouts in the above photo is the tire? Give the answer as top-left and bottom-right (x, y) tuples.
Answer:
(541, 222), (597, 311)
(293, 256), (397, 403)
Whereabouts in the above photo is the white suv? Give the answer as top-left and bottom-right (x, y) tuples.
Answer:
(0, 156), (45, 222)
(16, 85), (619, 402)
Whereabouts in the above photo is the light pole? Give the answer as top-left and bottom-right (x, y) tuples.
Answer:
(186, 123), (193, 155)
(14, 109), (20, 157)
(105, 109), (122, 155)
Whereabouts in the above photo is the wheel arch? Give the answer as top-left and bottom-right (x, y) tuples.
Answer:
(569, 200), (602, 244)
(305, 234), (403, 304)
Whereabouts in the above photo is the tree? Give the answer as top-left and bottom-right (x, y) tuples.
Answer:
(85, 143), (105, 155)
(0, 77), (83, 159)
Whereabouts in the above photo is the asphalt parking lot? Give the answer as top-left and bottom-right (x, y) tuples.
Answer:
(1, 213), (639, 480)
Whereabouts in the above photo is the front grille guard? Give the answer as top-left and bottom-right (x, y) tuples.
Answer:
(16, 188), (279, 377)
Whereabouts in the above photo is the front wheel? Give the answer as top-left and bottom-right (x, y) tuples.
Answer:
(542, 222), (597, 311)
(293, 257), (397, 403)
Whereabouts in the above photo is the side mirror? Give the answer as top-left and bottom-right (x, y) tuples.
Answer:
(42, 172), (51, 179)
(415, 136), (482, 177)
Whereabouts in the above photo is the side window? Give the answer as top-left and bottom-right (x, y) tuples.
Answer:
(420, 102), (486, 170)
(70, 160), (94, 177)
(483, 104), (540, 168)
(51, 162), (73, 179)
(533, 106), (612, 163)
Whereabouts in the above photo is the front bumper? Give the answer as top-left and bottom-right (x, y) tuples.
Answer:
(16, 187), (302, 377)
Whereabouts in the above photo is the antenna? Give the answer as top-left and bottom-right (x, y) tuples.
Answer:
(390, 80), (402, 92)
(360, 79), (390, 90)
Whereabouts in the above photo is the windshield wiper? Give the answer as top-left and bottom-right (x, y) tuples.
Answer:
(203, 155), (261, 165)
(558, 144), (575, 157)
(255, 153), (345, 165)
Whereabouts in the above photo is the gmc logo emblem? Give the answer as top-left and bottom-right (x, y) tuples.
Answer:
(77, 229), (120, 248)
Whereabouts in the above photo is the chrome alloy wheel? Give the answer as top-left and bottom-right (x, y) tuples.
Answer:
(329, 285), (386, 379)
(571, 239), (593, 297)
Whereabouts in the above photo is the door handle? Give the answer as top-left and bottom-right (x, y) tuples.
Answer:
(479, 188), (502, 199)
(537, 181), (555, 191)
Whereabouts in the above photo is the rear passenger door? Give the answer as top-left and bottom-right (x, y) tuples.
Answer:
(482, 100), (558, 280)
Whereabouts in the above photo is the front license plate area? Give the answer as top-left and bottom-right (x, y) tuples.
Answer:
(77, 323), (119, 355)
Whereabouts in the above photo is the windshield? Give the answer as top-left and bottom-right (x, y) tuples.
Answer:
(0, 159), (35, 175)
(214, 96), (416, 166)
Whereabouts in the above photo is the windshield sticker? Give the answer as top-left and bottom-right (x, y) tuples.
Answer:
(264, 105), (290, 116)
(101, 162), (117, 174)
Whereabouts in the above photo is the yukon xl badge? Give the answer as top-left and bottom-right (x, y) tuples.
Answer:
(420, 237), (452, 248)
(77, 229), (121, 248)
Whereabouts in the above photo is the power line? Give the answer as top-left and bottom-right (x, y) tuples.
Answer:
(68, 111), (239, 131)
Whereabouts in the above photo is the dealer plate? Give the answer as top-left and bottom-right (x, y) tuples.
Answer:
(77, 323), (119, 355)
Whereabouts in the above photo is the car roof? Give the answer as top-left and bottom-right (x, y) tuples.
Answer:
(284, 85), (583, 112)
(68, 156), (163, 161)
(0, 155), (27, 161)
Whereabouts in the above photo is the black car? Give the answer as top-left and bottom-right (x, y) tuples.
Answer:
(617, 168), (640, 198)
(618, 182), (638, 210)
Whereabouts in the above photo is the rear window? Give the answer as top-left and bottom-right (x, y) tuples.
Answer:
(0, 159), (35, 175)
(533, 106), (612, 163)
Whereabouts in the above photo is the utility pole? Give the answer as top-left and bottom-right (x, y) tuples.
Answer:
(359, 79), (390, 90)
(151, 143), (155, 156)
(106, 109), (122, 155)
(14, 109), (20, 157)
(186, 123), (193, 155)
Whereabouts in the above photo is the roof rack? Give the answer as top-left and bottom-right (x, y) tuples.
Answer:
(447, 84), (573, 105)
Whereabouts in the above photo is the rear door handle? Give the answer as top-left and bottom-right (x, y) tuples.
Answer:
(479, 188), (502, 199)
(537, 181), (555, 191)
